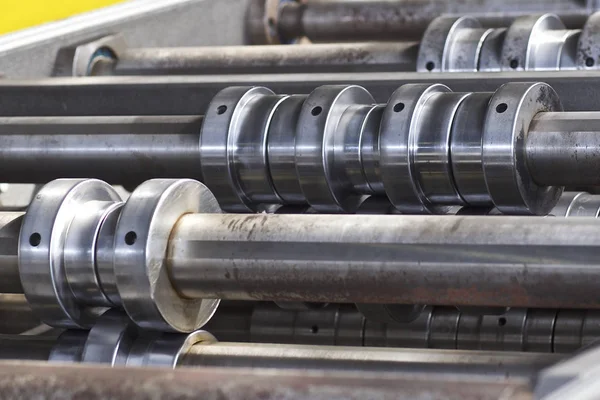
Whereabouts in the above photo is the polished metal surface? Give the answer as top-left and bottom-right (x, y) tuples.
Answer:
(482, 82), (563, 215)
(181, 341), (560, 379)
(527, 112), (600, 187)
(295, 85), (373, 212)
(113, 179), (221, 332)
(18, 179), (122, 328)
(168, 211), (600, 308)
(200, 87), (282, 212)
(0, 115), (204, 186)
(81, 309), (137, 365)
(0, 81), (593, 215)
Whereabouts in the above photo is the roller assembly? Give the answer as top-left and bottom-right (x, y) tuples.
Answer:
(6, 81), (600, 215)
(2, 177), (600, 334)
(76, 12), (600, 76)
(5, 1), (600, 399)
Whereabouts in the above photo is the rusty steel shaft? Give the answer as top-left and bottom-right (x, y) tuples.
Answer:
(167, 213), (600, 309)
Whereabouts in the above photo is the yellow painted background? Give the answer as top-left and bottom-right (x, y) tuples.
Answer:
(0, 0), (124, 34)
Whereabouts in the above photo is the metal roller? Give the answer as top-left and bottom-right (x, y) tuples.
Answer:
(0, 309), (561, 380)
(417, 13), (600, 72)
(247, 0), (592, 44)
(73, 12), (600, 76)
(3, 81), (600, 215)
(85, 41), (420, 76)
(8, 178), (600, 332)
(207, 302), (600, 354)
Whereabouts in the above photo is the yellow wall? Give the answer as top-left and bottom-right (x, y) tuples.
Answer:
(0, 0), (124, 34)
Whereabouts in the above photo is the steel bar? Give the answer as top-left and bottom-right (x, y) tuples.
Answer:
(93, 42), (419, 75)
(167, 212), (600, 309)
(181, 342), (561, 379)
(250, 0), (592, 44)
(97, 12), (600, 76)
(0, 360), (532, 400)
(0, 116), (203, 186)
(527, 113), (600, 187)
(0, 312), (562, 379)
(3, 72), (600, 117)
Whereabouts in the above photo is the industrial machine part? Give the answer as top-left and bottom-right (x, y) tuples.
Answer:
(246, 0), (595, 44)
(2, 81), (599, 215)
(0, 308), (561, 379)
(4, 71), (600, 118)
(0, 359), (543, 400)
(82, 37), (420, 75)
(206, 302), (600, 354)
(418, 13), (600, 72)
(77, 12), (600, 76)
(5, 177), (600, 334)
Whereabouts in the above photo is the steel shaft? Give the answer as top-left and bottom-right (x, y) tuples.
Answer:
(258, 0), (591, 44)
(0, 360), (534, 400)
(1, 73), (600, 117)
(94, 42), (419, 76)
(167, 213), (600, 308)
(0, 116), (203, 186)
(527, 112), (600, 186)
(182, 343), (560, 378)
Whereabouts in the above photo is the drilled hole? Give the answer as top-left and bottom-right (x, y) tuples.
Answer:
(217, 105), (228, 115)
(29, 233), (41, 247)
(311, 106), (322, 116)
(498, 317), (507, 327)
(125, 231), (137, 246)
(425, 61), (435, 71)
(311, 325), (319, 334)
(393, 103), (405, 112)
(509, 59), (519, 69)
(496, 103), (508, 113)
(586, 57), (595, 67)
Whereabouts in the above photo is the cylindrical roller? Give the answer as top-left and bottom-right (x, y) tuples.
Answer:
(168, 212), (600, 309)
(93, 42), (419, 76)
(0, 116), (203, 187)
(526, 112), (600, 186)
(264, 0), (589, 44)
(0, 73), (600, 118)
(180, 342), (560, 379)
(208, 302), (600, 353)
(0, 359), (536, 399)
